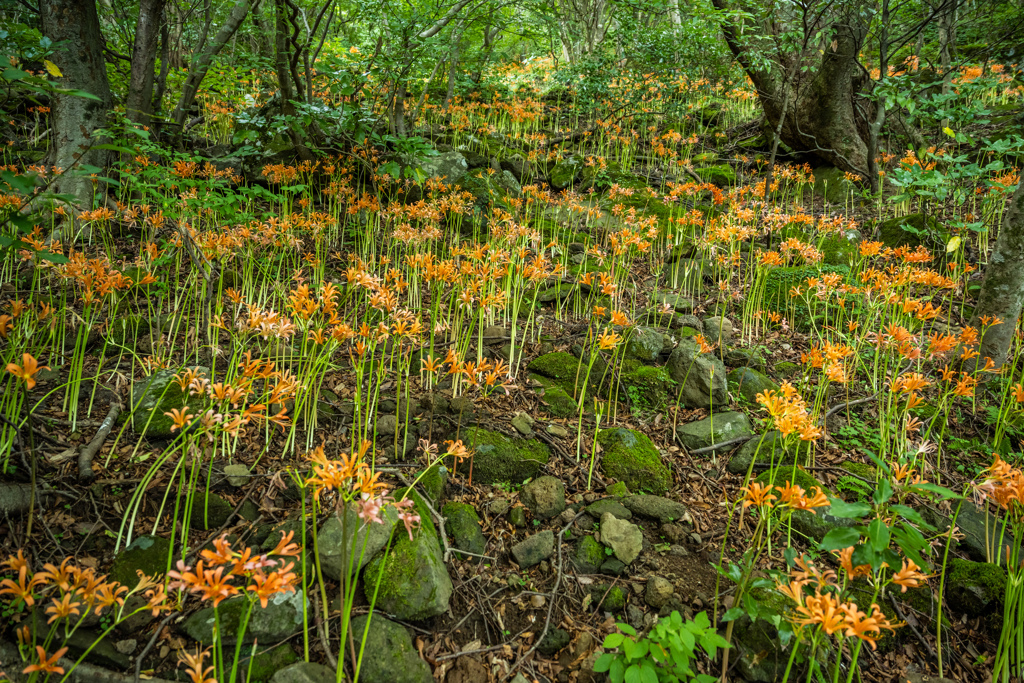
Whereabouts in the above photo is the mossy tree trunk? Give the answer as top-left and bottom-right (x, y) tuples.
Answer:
(40, 0), (113, 210)
(972, 182), (1024, 369)
(711, 0), (871, 176)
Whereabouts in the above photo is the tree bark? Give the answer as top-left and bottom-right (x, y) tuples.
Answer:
(972, 182), (1024, 370)
(126, 0), (165, 125)
(712, 0), (871, 175)
(40, 0), (113, 211)
(170, 0), (251, 129)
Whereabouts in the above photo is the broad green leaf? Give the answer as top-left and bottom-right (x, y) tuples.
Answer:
(820, 527), (861, 550)
(721, 607), (744, 622)
(827, 499), (871, 518)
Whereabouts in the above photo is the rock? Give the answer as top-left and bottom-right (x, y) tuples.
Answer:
(877, 213), (948, 250)
(590, 584), (627, 612)
(620, 364), (676, 411)
(550, 156), (584, 190)
(728, 367), (778, 403)
(538, 628), (572, 655)
(946, 558), (1006, 618)
(409, 150), (468, 185)
(442, 502), (486, 558)
(529, 351), (584, 392)
(187, 491), (234, 530)
(675, 411), (753, 450)
(598, 428), (671, 494)
(223, 463), (251, 488)
(521, 476), (566, 520)
(574, 535), (606, 574)
(623, 495), (692, 524)
(115, 639), (137, 655)
(508, 506), (528, 527)
(606, 481), (630, 497)
(363, 492), (452, 620)
(512, 530), (555, 568)
(600, 558), (627, 576)
(655, 292), (694, 313)
(645, 577), (674, 609)
(511, 411), (534, 435)
(130, 366), (210, 437)
(625, 327), (665, 362)
(500, 154), (532, 182)
(183, 591), (306, 645)
(723, 347), (763, 368)
(416, 464), (448, 505)
(731, 588), (797, 681)
(446, 655), (489, 683)
(462, 427), (550, 485)
(269, 662), (334, 683)
(376, 414), (398, 436)
(109, 534), (171, 588)
(349, 615), (433, 683)
(812, 165), (856, 204)
(727, 431), (812, 474)
(532, 376), (579, 418)
(546, 423), (569, 438)
(241, 643), (300, 683)
(694, 164), (736, 187)
(488, 498), (510, 516)
(703, 316), (734, 344)
(666, 339), (728, 409)
(600, 513), (643, 564)
(317, 504), (400, 579)
(755, 467), (850, 542)
(586, 499), (632, 520)
(924, 502), (1020, 563)
(660, 522), (689, 544)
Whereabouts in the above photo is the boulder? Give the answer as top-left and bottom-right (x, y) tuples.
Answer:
(625, 327), (665, 362)
(574, 535), (606, 574)
(666, 339), (728, 409)
(349, 615), (433, 683)
(183, 591), (306, 645)
(728, 367), (778, 403)
(703, 316), (734, 344)
(877, 213), (948, 250)
(408, 150), (468, 185)
(269, 662), (334, 683)
(599, 513), (643, 564)
(945, 558), (1006, 618)
(694, 164), (735, 187)
(812, 165), (856, 204)
(109, 534), (171, 588)
(550, 157), (585, 190)
(461, 427), (550, 485)
(675, 411), (753, 451)
(586, 499), (632, 520)
(727, 431), (812, 475)
(597, 428), (671, 494)
(645, 577), (674, 609)
(521, 476), (566, 520)
(622, 495), (691, 524)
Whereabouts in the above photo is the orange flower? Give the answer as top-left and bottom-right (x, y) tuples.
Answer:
(836, 547), (872, 579)
(164, 407), (195, 432)
(22, 646), (67, 675)
(890, 559), (929, 592)
(6, 353), (49, 389)
(178, 647), (216, 683)
(741, 482), (777, 508)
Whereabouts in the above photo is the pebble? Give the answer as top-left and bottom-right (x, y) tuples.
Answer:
(546, 424), (569, 438)
(115, 639), (137, 655)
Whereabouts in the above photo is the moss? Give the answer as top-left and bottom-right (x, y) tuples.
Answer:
(574, 535), (607, 573)
(761, 264), (853, 330)
(621, 364), (676, 411)
(530, 374), (579, 417)
(694, 164), (736, 187)
(598, 428), (671, 494)
(605, 481), (630, 497)
(416, 463), (447, 505)
(819, 234), (858, 266)
(239, 643), (299, 683)
(109, 534), (171, 588)
(776, 362), (801, 379)
(461, 427), (551, 484)
(877, 213), (948, 249)
(755, 465), (821, 491)
(590, 584), (627, 611)
(528, 352), (584, 395)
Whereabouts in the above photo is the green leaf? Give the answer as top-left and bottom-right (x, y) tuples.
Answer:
(820, 527), (861, 551)
(639, 662), (658, 683)
(908, 482), (959, 500)
(827, 499), (871, 519)
(872, 479), (893, 505)
(721, 607), (745, 622)
(593, 653), (614, 673)
(891, 504), (925, 526)
(868, 518), (891, 552)
(609, 657), (625, 683)
(624, 664), (642, 683)
(603, 633), (624, 649)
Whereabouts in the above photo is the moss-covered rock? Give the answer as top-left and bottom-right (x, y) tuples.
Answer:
(550, 156), (586, 190)
(240, 643), (300, 683)
(109, 534), (171, 588)
(675, 411), (753, 450)
(812, 165), (856, 204)
(755, 466), (852, 542)
(819, 232), (859, 266)
(529, 352), (585, 396)
(666, 339), (728, 409)
(531, 374), (580, 417)
(130, 366), (210, 438)
(416, 463), (448, 506)
(183, 590), (306, 645)
(728, 367), (779, 403)
(625, 326), (666, 362)
(106, 314), (150, 347)
(598, 428), (671, 494)
(946, 558), (1007, 618)
(461, 427), (550, 485)
(621, 364), (676, 411)
(695, 164), (736, 187)
(727, 431), (813, 475)
(349, 615), (433, 683)
(442, 501), (486, 558)
(589, 583), (627, 612)
(877, 213), (948, 250)
(574, 535), (607, 574)
(363, 490), (453, 620)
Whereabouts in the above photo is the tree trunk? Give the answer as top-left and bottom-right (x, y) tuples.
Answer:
(971, 182), (1024, 370)
(170, 0), (251, 129)
(126, 0), (165, 125)
(40, 0), (113, 210)
(712, 0), (871, 176)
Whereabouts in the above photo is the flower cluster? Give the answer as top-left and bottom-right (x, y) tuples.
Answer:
(740, 479), (829, 514)
(756, 382), (822, 441)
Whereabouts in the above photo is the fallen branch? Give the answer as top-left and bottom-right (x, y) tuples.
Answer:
(688, 435), (751, 455)
(78, 400), (121, 482)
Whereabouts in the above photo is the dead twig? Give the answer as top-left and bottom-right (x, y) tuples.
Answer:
(78, 400), (121, 482)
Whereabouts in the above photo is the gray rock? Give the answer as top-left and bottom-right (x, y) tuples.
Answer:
(183, 590), (306, 645)
(270, 662), (335, 683)
(521, 476), (566, 520)
(109, 534), (172, 588)
(376, 414), (398, 436)
(546, 423), (569, 438)
(945, 558), (1006, 617)
(462, 427), (550, 485)
(488, 498), (510, 516)
(409, 150), (468, 185)
(349, 615), (433, 683)
(666, 339), (728, 409)
(223, 463), (251, 488)
(574, 535), (606, 573)
(703, 316), (734, 344)
(600, 513), (643, 564)
(586, 499), (632, 520)
(675, 411), (753, 450)
(623, 495), (692, 524)
(512, 530), (555, 568)
(511, 411), (534, 435)
(550, 156), (585, 190)
(508, 506), (527, 527)
(601, 558), (627, 575)
(655, 292), (694, 313)
(646, 577), (674, 608)
(442, 501), (486, 558)
(317, 503), (399, 579)
(187, 491), (234, 530)
(130, 366), (210, 437)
